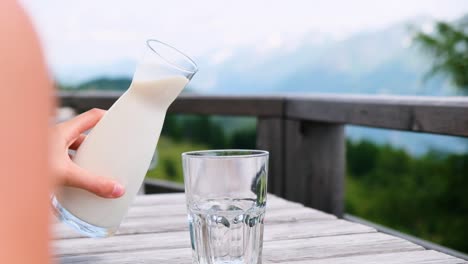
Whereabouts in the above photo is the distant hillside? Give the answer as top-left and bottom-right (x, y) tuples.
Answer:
(193, 16), (458, 95)
(56, 16), (462, 96)
(59, 78), (131, 91)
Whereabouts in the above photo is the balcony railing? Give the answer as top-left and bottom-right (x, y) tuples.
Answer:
(59, 91), (468, 217)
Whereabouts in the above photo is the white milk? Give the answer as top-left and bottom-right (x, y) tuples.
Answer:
(57, 75), (188, 228)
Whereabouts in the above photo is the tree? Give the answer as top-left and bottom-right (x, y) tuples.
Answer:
(161, 114), (182, 141)
(230, 127), (256, 149)
(413, 18), (468, 92)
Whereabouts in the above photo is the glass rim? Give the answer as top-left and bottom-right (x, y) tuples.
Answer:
(146, 39), (198, 75)
(182, 149), (269, 159)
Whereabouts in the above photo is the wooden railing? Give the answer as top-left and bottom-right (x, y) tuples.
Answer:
(59, 91), (468, 218)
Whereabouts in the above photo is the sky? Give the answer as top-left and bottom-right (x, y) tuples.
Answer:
(19, 0), (468, 82)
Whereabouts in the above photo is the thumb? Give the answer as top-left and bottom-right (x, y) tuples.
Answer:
(63, 162), (125, 198)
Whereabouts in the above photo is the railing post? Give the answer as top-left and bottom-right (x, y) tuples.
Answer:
(256, 117), (285, 197)
(283, 120), (345, 217)
(257, 117), (345, 217)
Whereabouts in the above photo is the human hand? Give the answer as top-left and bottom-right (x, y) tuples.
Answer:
(52, 108), (125, 198)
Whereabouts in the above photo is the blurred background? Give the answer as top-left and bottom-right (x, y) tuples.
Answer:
(21, 0), (468, 253)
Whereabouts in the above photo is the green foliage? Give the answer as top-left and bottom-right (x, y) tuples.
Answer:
(161, 115), (183, 142)
(182, 116), (227, 148)
(59, 78), (132, 91)
(346, 139), (468, 253)
(346, 140), (378, 176)
(413, 18), (468, 92)
(161, 114), (257, 149)
(162, 115), (228, 149)
(146, 136), (209, 183)
(230, 126), (257, 149)
(150, 116), (257, 182)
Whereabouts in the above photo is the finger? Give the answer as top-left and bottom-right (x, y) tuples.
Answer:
(69, 134), (86, 150)
(63, 162), (125, 198)
(57, 108), (106, 145)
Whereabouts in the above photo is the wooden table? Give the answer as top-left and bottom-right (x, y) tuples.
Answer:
(54, 193), (466, 263)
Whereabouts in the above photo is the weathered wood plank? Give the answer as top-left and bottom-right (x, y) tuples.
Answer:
(59, 248), (192, 264)
(169, 95), (284, 117)
(54, 206), (335, 239)
(256, 117), (285, 196)
(58, 250), (468, 264)
(286, 94), (468, 137)
(59, 92), (284, 117)
(58, 233), (423, 264)
(131, 193), (186, 206)
(131, 193), (289, 207)
(55, 194), (299, 236)
(59, 92), (468, 136)
(344, 214), (468, 261)
(54, 220), (375, 257)
(262, 232), (423, 263)
(284, 120), (345, 216)
(264, 219), (374, 241)
(293, 250), (468, 264)
(54, 195), (464, 264)
(55, 231), (190, 257)
(127, 197), (302, 219)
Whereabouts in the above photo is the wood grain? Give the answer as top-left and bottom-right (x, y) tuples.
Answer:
(58, 249), (468, 264)
(130, 193), (289, 207)
(54, 208), (334, 239)
(54, 220), (375, 257)
(59, 92), (468, 136)
(54, 193), (465, 264)
(262, 232), (422, 262)
(289, 250), (467, 264)
(58, 233), (423, 263)
(286, 94), (468, 137)
(256, 117), (285, 196)
(284, 120), (345, 216)
(59, 92), (284, 117)
(54, 201), (334, 239)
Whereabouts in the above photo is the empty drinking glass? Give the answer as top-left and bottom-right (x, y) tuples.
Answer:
(182, 150), (269, 264)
